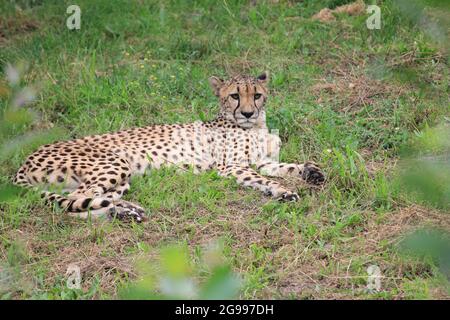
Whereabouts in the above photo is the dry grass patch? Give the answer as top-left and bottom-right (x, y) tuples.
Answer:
(268, 204), (449, 299)
(312, 0), (366, 23)
(0, 12), (39, 45)
(311, 64), (405, 114)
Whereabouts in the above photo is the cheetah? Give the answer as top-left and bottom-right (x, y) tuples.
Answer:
(13, 72), (325, 223)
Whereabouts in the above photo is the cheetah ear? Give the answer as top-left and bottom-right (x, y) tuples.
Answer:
(209, 76), (224, 97)
(257, 71), (269, 85)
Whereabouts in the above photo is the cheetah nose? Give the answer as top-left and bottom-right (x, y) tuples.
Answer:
(241, 111), (254, 119)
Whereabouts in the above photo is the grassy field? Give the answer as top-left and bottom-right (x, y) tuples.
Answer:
(0, 0), (449, 299)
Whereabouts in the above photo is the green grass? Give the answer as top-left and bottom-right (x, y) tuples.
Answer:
(0, 0), (449, 299)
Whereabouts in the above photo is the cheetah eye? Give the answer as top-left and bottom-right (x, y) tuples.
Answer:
(254, 93), (262, 100)
(230, 93), (240, 100)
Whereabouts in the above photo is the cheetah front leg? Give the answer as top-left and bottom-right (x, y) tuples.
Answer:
(256, 161), (325, 185)
(218, 165), (299, 201)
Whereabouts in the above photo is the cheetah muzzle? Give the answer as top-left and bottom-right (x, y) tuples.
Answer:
(13, 72), (325, 223)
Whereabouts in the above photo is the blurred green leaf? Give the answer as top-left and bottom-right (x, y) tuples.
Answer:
(0, 108), (35, 138)
(118, 243), (241, 300)
(398, 228), (450, 278)
(399, 159), (450, 209)
(160, 245), (191, 278)
(0, 128), (64, 162)
(397, 124), (450, 209)
(118, 283), (160, 300)
(199, 265), (241, 300)
(0, 184), (23, 203)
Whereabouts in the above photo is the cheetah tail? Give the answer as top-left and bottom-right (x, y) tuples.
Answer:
(13, 174), (112, 213)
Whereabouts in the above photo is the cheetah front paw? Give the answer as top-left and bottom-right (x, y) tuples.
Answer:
(301, 162), (325, 185)
(277, 191), (300, 202)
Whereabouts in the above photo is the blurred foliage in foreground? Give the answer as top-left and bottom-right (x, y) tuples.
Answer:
(395, 122), (449, 289)
(396, 122), (450, 210)
(398, 228), (450, 282)
(0, 240), (33, 298)
(0, 63), (63, 203)
(119, 243), (241, 300)
(394, 0), (450, 51)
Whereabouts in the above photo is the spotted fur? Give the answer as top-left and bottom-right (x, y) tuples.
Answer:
(13, 72), (325, 222)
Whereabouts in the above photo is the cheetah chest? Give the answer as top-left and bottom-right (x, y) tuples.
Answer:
(112, 122), (280, 175)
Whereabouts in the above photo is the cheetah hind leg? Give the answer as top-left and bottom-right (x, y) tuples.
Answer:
(67, 183), (147, 223)
(108, 200), (147, 223)
(67, 205), (114, 220)
(67, 200), (147, 223)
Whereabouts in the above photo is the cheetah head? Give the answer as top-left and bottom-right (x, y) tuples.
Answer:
(209, 72), (269, 129)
